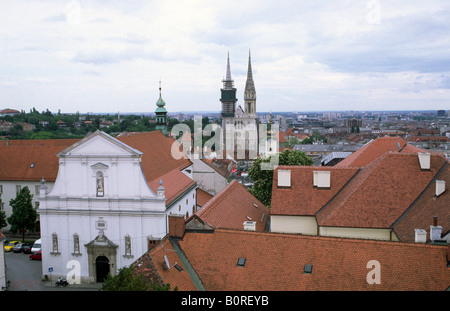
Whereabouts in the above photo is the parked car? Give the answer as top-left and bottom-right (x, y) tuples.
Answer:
(31, 239), (41, 253)
(21, 243), (33, 254)
(29, 250), (42, 260)
(4, 240), (22, 252)
(12, 243), (24, 253)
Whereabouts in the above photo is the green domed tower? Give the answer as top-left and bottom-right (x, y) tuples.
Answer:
(155, 82), (168, 135)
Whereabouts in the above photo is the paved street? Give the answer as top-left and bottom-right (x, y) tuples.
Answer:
(4, 251), (99, 291)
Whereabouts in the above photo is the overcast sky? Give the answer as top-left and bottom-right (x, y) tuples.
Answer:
(1, 0), (449, 113)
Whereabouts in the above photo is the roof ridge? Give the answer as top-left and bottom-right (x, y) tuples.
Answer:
(212, 228), (447, 249)
(318, 152), (386, 224)
(196, 180), (238, 217)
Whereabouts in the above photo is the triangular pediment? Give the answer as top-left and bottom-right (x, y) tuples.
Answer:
(58, 130), (142, 157)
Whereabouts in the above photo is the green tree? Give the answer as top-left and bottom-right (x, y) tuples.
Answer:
(101, 266), (175, 291)
(249, 149), (314, 207)
(7, 186), (37, 241)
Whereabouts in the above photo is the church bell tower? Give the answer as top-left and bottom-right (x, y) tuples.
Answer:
(155, 82), (168, 136)
(220, 52), (237, 119)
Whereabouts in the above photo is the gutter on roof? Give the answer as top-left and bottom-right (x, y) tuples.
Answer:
(169, 237), (206, 291)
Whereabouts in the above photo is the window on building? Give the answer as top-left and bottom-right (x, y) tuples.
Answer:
(0, 184), (3, 193)
(16, 185), (21, 194)
(35, 185), (40, 195)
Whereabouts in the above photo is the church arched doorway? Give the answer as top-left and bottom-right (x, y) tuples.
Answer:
(95, 256), (110, 282)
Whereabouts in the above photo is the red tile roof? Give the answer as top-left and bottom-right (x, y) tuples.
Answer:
(271, 166), (359, 216)
(336, 136), (425, 168)
(117, 131), (192, 182)
(132, 237), (198, 291)
(148, 169), (196, 206)
(393, 163), (449, 242)
(176, 229), (450, 291)
(0, 139), (79, 181)
(196, 188), (213, 207)
(317, 153), (447, 229)
(0, 132), (193, 201)
(196, 180), (270, 232)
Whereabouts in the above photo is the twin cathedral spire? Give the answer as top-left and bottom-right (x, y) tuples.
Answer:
(220, 50), (256, 119)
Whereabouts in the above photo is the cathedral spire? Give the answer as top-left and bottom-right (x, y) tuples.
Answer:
(245, 49), (255, 93)
(244, 49), (256, 116)
(222, 51), (234, 90)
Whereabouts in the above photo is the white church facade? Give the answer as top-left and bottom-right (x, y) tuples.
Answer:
(38, 130), (196, 284)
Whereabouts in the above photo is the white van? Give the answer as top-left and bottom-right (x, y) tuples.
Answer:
(31, 239), (41, 253)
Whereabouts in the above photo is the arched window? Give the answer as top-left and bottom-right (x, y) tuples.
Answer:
(96, 171), (104, 197)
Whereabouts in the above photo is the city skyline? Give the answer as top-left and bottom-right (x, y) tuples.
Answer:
(1, 1), (450, 114)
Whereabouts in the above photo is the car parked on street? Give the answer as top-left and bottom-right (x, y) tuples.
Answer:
(31, 239), (41, 253)
(29, 250), (42, 260)
(12, 243), (24, 253)
(4, 240), (22, 252)
(21, 243), (33, 254)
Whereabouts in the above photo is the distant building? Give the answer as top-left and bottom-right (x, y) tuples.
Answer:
(437, 110), (446, 117)
(220, 52), (258, 158)
(0, 109), (20, 117)
(0, 120), (13, 132)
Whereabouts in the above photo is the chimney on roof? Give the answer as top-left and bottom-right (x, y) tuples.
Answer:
(313, 171), (331, 188)
(243, 221), (256, 231)
(414, 229), (427, 243)
(418, 152), (431, 170)
(168, 214), (185, 238)
(430, 216), (442, 243)
(435, 180), (445, 197)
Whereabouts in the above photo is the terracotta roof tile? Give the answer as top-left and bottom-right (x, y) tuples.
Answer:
(132, 236), (198, 291)
(317, 153), (447, 228)
(393, 163), (449, 242)
(0, 139), (79, 181)
(336, 136), (425, 168)
(271, 166), (359, 216)
(177, 229), (450, 291)
(196, 180), (269, 232)
(196, 188), (213, 207)
(117, 131), (192, 182)
(148, 169), (196, 206)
